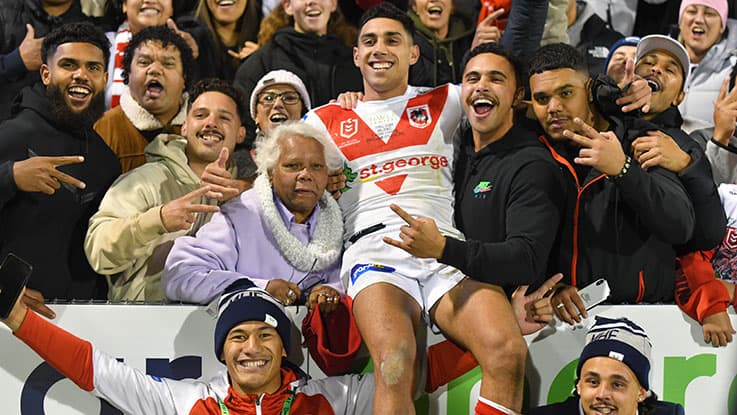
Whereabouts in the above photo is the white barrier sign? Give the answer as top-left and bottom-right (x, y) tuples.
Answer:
(0, 304), (734, 414)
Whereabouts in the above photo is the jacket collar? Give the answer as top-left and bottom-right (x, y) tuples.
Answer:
(119, 88), (188, 131)
(648, 105), (684, 130)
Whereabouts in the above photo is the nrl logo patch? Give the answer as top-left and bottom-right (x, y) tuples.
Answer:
(407, 104), (431, 128)
(340, 118), (358, 138)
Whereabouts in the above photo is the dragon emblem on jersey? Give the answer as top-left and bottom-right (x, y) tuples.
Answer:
(406, 104), (431, 128)
(340, 118), (359, 138)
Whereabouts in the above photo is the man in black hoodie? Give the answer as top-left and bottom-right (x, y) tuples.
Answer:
(386, 42), (566, 293)
(0, 23), (120, 303)
(0, 0), (90, 121)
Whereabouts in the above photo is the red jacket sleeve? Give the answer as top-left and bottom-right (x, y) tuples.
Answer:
(675, 251), (731, 322)
(13, 310), (95, 391)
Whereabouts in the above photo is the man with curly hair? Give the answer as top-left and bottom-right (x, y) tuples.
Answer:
(94, 25), (195, 173)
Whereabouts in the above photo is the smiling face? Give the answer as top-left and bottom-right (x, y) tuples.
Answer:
(679, 4), (724, 63)
(354, 17), (419, 100)
(221, 321), (285, 396)
(255, 83), (304, 135)
(411, 0), (452, 39)
(127, 40), (185, 124)
(124, 0), (173, 34)
(270, 135), (328, 224)
(207, 0), (248, 26)
(635, 49), (685, 117)
(461, 52), (520, 148)
(41, 42), (108, 114)
(181, 91), (245, 169)
(577, 357), (647, 415)
(284, 0), (337, 36)
(529, 68), (594, 141)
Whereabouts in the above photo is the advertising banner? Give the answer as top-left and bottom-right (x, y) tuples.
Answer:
(0, 304), (734, 414)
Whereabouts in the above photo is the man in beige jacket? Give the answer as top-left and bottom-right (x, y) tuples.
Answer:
(85, 78), (248, 301)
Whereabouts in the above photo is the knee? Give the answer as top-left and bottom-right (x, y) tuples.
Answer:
(476, 331), (527, 370)
(374, 343), (417, 386)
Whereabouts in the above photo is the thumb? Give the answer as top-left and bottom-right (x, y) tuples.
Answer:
(25, 24), (35, 39)
(217, 147), (229, 169)
(481, 8), (505, 26)
(166, 18), (179, 33)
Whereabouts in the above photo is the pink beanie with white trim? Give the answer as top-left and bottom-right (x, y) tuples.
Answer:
(679, 0), (728, 31)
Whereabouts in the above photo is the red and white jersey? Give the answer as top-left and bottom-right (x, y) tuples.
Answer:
(304, 85), (464, 240)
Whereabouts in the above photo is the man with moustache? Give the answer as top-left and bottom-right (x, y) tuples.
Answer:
(526, 43), (695, 319)
(85, 78), (246, 301)
(94, 25), (194, 174)
(0, 22), (121, 302)
(384, 41), (566, 320)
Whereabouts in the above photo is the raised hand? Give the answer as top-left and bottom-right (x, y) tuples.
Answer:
(713, 77), (737, 144)
(383, 204), (445, 259)
(511, 273), (564, 335)
(563, 117), (627, 176)
(13, 155), (86, 195)
(616, 58), (651, 113)
(227, 41), (259, 60)
(201, 147), (244, 202)
(167, 19), (199, 59)
(631, 130), (691, 172)
(19, 24), (43, 71)
(160, 186), (219, 232)
(471, 8), (505, 49)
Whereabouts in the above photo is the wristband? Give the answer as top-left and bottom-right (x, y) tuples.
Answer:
(610, 155), (631, 180)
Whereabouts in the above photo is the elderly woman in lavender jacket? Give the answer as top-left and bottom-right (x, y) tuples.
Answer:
(162, 121), (344, 311)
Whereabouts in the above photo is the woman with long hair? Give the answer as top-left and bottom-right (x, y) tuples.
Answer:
(178, 0), (264, 81)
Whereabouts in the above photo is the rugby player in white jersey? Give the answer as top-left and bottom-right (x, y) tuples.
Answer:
(302, 3), (535, 414)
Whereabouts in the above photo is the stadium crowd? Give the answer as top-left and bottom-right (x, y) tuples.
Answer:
(1, 0), (737, 414)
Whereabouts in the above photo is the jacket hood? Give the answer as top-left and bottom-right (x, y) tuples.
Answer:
(409, 11), (475, 43)
(699, 18), (737, 70)
(144, 134), (201, 185)
(462, 123), (544, 158)
(12, 83), (52, 120)
(272, 27), (347, 55)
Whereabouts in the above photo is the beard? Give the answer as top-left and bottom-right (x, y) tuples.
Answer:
(45, 84), (105, 133)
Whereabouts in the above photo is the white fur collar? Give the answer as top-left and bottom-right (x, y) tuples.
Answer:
(254, 174), (343, 271)
(119, 89), (188, 131)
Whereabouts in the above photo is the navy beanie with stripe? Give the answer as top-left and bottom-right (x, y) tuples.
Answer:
(576, 316), (652, 390)
(214, 282), (292, 362)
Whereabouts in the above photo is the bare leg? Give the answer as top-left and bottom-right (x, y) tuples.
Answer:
(353, 282), (423, 415)
(431, 279), (527, 412)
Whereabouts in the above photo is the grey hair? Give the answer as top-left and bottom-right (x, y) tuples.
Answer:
(254, 121), (343, 176)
